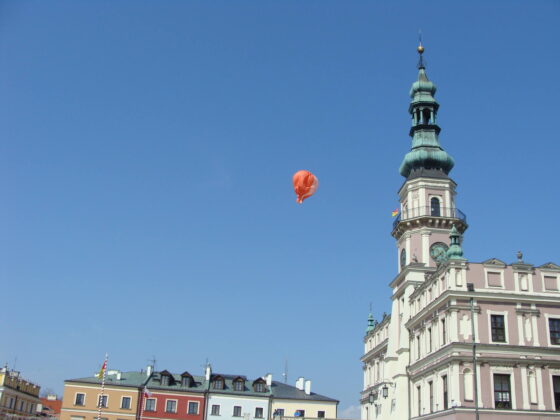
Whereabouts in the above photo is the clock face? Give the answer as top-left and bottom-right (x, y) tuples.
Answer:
(400, 248), (406, 268)
(430, 242), (449, 263)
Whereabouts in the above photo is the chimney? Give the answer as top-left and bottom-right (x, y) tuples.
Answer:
(146, 365), (153, 377)
(264, 373), (272, 387)
(295, 377), (304, 391)
(304, 380), (311, 395)
(116, 371), (122, 380)
(205, 364), (212, 381)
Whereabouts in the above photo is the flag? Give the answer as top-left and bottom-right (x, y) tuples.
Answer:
(143, 387), (152, 398)
(391, 208), (399, 217)
(96, 359), (107, 379)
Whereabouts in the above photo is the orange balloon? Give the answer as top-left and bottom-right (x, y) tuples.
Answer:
(293, 170), (319, 204)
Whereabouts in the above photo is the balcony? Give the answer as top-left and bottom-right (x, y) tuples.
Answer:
(392, 206), (467, 232)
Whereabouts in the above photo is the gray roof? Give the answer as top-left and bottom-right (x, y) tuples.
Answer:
(146, 372), (206, 393)
(65, 371), (149, 388)
(270, 381), (338, 403)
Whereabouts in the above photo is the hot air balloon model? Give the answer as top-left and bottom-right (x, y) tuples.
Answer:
(293, 170), (319, 204)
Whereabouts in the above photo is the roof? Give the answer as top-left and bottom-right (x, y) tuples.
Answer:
(40, 398), (62, 414)
(270, 381), (338, 403)
(65, 371), (149, 388)
(206, 374), (271, 397)
(146, 372), (206, 393)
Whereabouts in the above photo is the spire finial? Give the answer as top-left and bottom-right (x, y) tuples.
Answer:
(417, 30), (425, 68)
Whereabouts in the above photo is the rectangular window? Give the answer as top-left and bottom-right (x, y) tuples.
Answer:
(417, 336), (421, 360)
(442, 375), (448, 410)
(553, 376), (560, 411)
(487, 271), (502, 287)
(428, 381), (433, 413)
(417, 385), (421, 416)
(550, 318), (560, 345)
(166, 400), (177, 413)
(8, 398), (14, 409)
(255, 383), (265, 392)
(233, 406), (242, 417)
(441, 319), (446, 344)
(275, 409), (285, 417)
(428, 328), (432, 353)
(544, 276), (558, 291)
(233, 381), (244, 391)
(121, 397), (131, 410)
(211, 405), (220, 416)
(295, 410), (305, 417)
(491, 315), (506, 342)
(255, 407), (264, 418)
(98, 395), (108, 408)
(188, 402), (199, 415)
(145, 399), (156, 412)
(74, 393), (85, 406)
(494, 374), (511, 409)
(318, 411), (325, 418)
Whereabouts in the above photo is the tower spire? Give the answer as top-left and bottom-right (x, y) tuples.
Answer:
(399, 42), (455, 179)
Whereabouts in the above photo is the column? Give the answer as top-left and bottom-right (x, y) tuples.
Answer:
(421, 231), (430, 264)
(535, 367), (545, 410)
(531, 315), (540, 346)
(405, 235), (411, 266)
(450, 310), (459, 342)
(517, 313), (524, 345)
(450, 363), (460, 404)
(520, 366), (529, 409)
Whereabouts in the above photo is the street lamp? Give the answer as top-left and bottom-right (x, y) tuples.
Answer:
(382, 385), (389, 399)
(467, 283), (480, 420)
(369, 392), (375, 404)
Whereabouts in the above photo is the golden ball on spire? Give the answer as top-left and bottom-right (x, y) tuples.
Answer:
(417, 44), (424, 54)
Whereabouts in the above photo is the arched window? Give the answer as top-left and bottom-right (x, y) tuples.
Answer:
(430, 197), (441, 216)
(463, 368), (473, 401)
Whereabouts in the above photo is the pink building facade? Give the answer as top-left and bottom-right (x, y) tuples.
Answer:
(360, 45), (560, 420)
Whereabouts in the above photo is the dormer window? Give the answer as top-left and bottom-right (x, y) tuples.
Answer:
(253, 378), (266, 393)
(233, 378), (245, 391)
(160, 370), (174, 386)
(212, 377), (224, 390)
(181, 375), (192, 387)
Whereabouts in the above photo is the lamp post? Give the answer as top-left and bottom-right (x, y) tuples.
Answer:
(467, 283), (480, 420)
(382, 385), (389, 399)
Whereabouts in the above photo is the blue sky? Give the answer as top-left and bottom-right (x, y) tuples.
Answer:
(1, 1), (559, 417)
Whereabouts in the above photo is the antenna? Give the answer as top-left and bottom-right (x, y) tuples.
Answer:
(147, 356), (156, 371)
(282, 360), (288, 384)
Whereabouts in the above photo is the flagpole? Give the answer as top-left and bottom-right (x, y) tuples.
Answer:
(139, 388), (145, 420)
(97, 354), (108, 420)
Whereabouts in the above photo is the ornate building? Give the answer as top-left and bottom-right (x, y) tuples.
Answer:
(360, 44), (560, 419)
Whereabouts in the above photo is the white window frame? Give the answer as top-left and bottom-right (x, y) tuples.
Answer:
(544, 314), (560, 347)
(487, 310), (509, 344)
(541, 272), (560, 292)
(255, 407), (264, 418)
(145, 398), (157, 412)
(97, 394), (109, 408)
(485, 269), (505, 289)
(120, 396), (132, 410)
(74, 392), (86, 406)
(210, 404), (220, 416)
(165, 399), (178, 413)
(187, 401), (200, 415)
(490, 367), (516, 410)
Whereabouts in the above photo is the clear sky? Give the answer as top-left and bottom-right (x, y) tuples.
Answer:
(1, 1), (559, 417)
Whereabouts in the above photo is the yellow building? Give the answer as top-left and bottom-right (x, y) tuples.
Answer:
(271, 378), (338, 419)
(0, 366), (41, 418)
(60, 370), (149, 420)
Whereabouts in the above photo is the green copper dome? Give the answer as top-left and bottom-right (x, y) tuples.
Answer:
(446, 225), (465, 260)
(399, 53), (455, 179)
